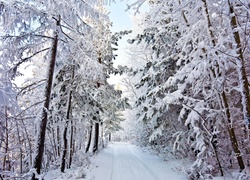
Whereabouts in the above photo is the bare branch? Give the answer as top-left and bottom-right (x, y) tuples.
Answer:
(10, 47), (50, 76)
(18, 79), (46, 96)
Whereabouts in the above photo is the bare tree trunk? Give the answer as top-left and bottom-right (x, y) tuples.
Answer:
(101, 122), (104, 148)
(92, 56), (102, 153)
(61, 81), (73, 172)
(227, 0), (250, 130)
(85, 125), (92, 153)
(61, 122), (68, 173)
(89, 124), (96, 153)
(32, 18), (60, 179)
(222, 92), (245, 170)
(50, 128), (57, 160)
(2, 107), (8, 174)
(68, 120), (74, 168)
(201, 0), (245, 171)
(15, 119), (23, 174)
(93, 122), (99, 153)
(211, 140), (223, 176)
(109, 132), (111, 141)
(57, 126), (61, 157)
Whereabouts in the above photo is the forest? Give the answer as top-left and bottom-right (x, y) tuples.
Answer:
(0, 0), (250, 179)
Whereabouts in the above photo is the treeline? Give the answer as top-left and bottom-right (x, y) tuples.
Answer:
(0, 0), (128, 179)
(124, 0), (250, 179)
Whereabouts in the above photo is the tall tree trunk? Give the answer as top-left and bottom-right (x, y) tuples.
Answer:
(2, 107), (9, 173)
(85, 125), (92, 153)
(57, 126), (61, 157)
(89, 124), (96, 153)
(201, 0), (245, 171)
(109, 132), (111, 141)
(15, 120), (23, 174)
(61, 66), (74, 172)
(32, 18), (60, 179)
(101, 122), (104, 148)
(68, 120), (74, 168)
(93, 122), (99, 153)
(92, 56), (102, 153)
(50, 128), (57, 161)
(61, 123), (68, 173)
(222, 91), (245, 170)
(227, 0), (250, 130)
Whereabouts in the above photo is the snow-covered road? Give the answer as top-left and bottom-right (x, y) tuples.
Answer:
(86, 142), (186, 180)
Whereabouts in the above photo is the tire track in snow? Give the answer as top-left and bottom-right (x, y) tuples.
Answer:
(124, 144), (164, 180)
(110, 143), (115, 180)
(87, 142), (186, 180)
(110, 143), (165, 180)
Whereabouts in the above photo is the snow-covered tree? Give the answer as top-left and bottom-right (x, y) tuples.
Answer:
(0, 0), (120, 178)
(125, 0), (250, 178)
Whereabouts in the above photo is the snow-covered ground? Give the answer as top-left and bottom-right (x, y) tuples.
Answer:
(44, 142), (186, 180)
(44, 142), (249, 180)
(86, 142), (186, 180)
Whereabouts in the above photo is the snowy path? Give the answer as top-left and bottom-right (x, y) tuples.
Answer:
(86, 142), (186, 180)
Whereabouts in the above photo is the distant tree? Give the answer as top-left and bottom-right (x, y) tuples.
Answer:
(0, 63), (20, 177)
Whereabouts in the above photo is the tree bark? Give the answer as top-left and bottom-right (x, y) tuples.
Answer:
(222, 91), (245, 170)
(61, 122), (68, 173)
(227, 0), (250, 130)
(201, 0), (245, 171)
(93, 122), (99, 153)
(61, 67), (74, 172)
(2, 107), (9, 173)
(57, 126), (61, 157)
(92, 56), (102, 153)
(50, 127), (57, 160)
(15, 119), (23, 174)
(85, 125), (93, 153)
(109, 132), (111, 141)
(32, 18), (59, 179)
(68, 120), (74, 168)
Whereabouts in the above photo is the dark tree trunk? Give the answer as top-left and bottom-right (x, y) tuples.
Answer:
(222, 92), (245, 170)
(32, 18), (59, 179)
(51, 128), (57, 160)
(227, 0), (250, 130)
(109, 132), (111, 141)
(201, 0), (245, 171)
(85, 125), (92, 153)
(15, 120), (23, 174)
(68, 120), (74, 168)
(2, 107), (8, 174)
(61, 69), (74, 172)
(92, 56), (102, 153)
(61, 123), (68, 173)
(93, 122), (99, 153)
(57, 126), (61, 157)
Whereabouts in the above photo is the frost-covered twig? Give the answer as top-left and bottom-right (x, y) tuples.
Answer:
(18, 79), (46, 95)
(10, 47), (49, 69)
(125, 0), (147, 15)
(182, 103), (211, 136)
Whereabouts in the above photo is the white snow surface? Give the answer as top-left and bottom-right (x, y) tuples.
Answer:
(44, 142), (238, 180)
(86, 142), (186, 180)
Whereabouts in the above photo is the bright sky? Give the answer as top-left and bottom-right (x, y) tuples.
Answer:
(105, 1), (132, 32)
(105, 1), (133, 88)
(105, 1), (133, 68)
